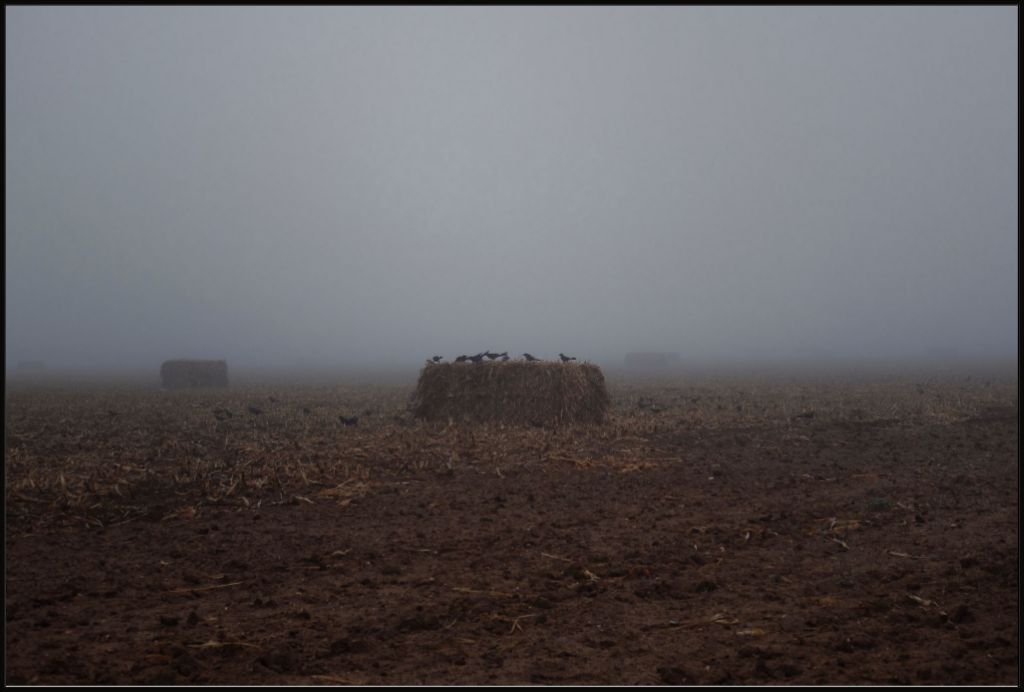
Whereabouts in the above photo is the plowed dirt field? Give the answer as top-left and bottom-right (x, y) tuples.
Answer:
(5, 370), (1018, 684)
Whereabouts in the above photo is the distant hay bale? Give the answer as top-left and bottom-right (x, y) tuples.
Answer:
(412, 361), (610, 426)
(160, 359), (229, 389)
(624, 352), (681, 369)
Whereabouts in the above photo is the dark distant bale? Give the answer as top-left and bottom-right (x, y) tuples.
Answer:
(412, 361), (609, 426)
(624, 352), (681, 370)
(160, 360), (229, 389)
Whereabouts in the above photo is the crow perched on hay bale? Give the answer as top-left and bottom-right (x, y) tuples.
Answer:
(159, 360), (229, 389)
(411, 361), (609, 426)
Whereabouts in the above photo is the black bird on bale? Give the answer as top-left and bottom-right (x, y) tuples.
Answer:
(455, 355), (469, 363)
(485, 351), (501, 360)
(431, 356), (443, 363)
(523, 353), (540, 362)
(468, 352), (486, 364)
(559, 353), (577, 363)
(500, 354), (510, 361)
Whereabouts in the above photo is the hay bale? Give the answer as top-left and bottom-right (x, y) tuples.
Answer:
(412, 361), (609, 426)
(160, 359), (229, 389)
(624, 352), (681, 369)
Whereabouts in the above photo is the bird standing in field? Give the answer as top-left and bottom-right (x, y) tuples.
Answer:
(431, 355), (443, 363)
(247, 405), (263, 416)
(523, 353), (540, 362)
(339, 415), (359, 427)
(468, 352), (486, 364)
(559, 353), (577, 363)
(455, 355), (469, 363)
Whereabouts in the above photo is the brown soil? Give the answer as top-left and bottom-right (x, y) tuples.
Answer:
(4, 372), (1019, 685)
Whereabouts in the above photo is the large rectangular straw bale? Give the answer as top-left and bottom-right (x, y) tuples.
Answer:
(412, 361), (609, 426)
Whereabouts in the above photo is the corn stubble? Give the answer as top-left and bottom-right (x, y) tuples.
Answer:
(4, 375), (1015, 531)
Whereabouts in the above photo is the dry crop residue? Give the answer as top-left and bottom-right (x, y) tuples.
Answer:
(4, 373), (1018, 684)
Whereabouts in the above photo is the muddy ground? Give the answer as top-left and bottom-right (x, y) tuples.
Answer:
(4, 370), (1019, 684)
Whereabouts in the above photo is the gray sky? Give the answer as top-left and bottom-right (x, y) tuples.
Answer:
(5, 6), (1018, 369)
